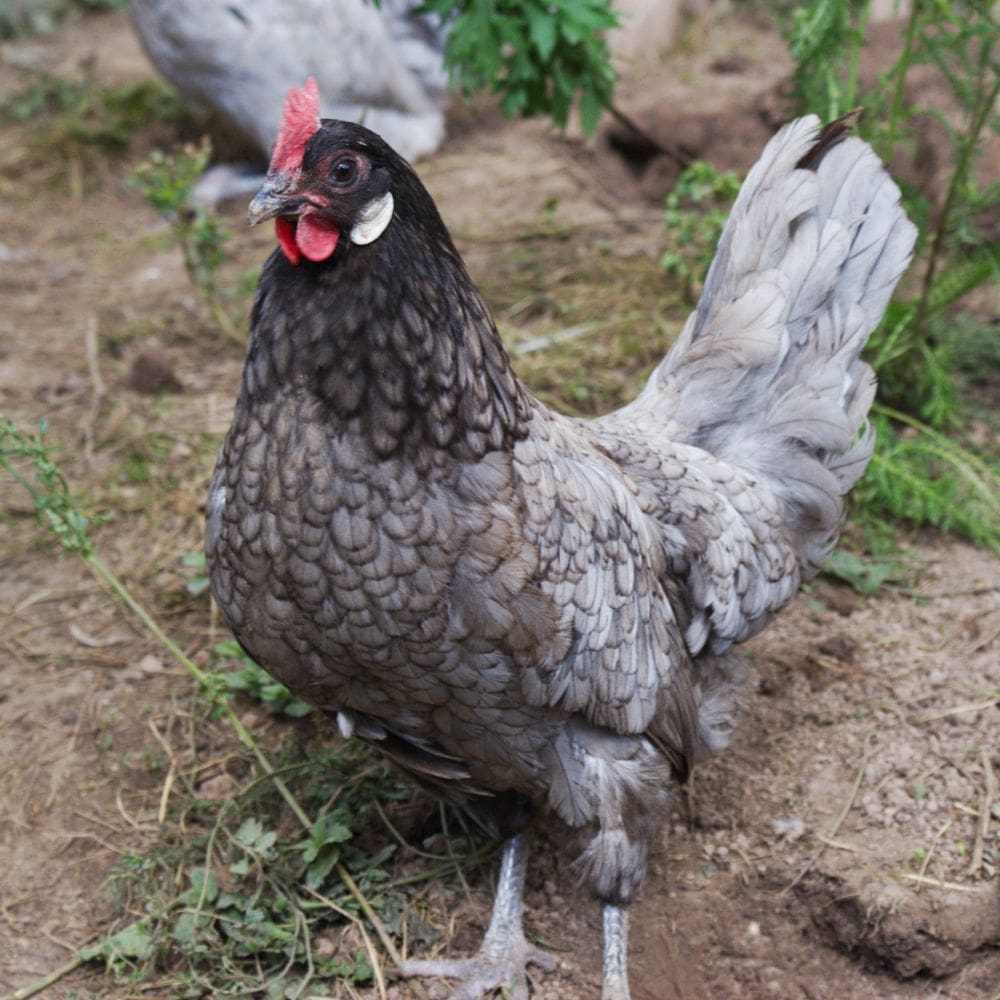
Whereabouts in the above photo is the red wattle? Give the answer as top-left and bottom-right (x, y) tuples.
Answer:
(296, 212), (341, 262)
(275, 217), (300, 265)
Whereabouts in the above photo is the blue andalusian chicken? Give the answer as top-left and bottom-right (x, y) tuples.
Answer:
(207, 79), (916, 998)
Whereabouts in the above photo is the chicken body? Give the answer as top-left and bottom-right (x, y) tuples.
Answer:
(208, 101), (916, 998)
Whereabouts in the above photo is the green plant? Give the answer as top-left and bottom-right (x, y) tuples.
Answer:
(3, 73), (193, 154)
(784, 0), (871, 122)
(0, 0), (125, 38)
(130, 142), (243, 343)
(823, 549), (902, 597)
(88, 731), (489, 998)
(781, 0), (999, 552)
(212, 639), (314, 718)
(417, 0), (618, 132)
(660, 160), (742, 302)
(181, 550), (210, 598)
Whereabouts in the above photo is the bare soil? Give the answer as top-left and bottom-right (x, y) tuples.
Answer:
(1, 9), (997, 1000)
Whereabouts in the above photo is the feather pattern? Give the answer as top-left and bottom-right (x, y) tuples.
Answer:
(208, 114), (916, 914)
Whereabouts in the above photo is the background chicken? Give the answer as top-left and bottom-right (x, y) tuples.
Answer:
(207, 79), (916, 999)
(129, 0), (447, 202)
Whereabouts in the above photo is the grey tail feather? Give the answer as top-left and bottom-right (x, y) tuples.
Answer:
(651, 114), (917, 575)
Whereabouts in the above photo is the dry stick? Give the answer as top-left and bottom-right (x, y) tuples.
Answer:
(969, 747), (996, 877)
(334, 863), (404, 970)
(899, 873), (977, 893)
(915, 818), (952, 893)
(785, 731), (874, 893)
(2, 956), (88, 1000)
(82, 316), (105, 463)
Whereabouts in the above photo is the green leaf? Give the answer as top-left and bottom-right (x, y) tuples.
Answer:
(578, 86), (604, 135)
(229, 856), (251, 877)
(823, 550), (896, 596)
(527, 9), (557, 61)
(181, 866), (219, 906)
(234, 817), (264, 847)
(306, 846), (342, 889)
(80, 921), (153, 962)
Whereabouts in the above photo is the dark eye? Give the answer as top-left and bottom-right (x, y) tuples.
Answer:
(332, 157), (358, 184)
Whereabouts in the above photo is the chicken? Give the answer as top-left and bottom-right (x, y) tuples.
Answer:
(207, 78), (916, 999)
(129, 0), (447, 202)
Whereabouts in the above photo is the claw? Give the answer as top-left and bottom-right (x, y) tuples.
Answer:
(396, 833), (557, 998)
(399, 942), (555, 999)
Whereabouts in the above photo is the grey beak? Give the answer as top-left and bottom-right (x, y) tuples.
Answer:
(248, 176), (293, 226)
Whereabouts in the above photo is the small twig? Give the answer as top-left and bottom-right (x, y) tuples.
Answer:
(158, 760), (177, 825)
(357, 921), (388, 1000)
(510, 312), (643, 355)
(915, 818), (952, 891)
(898, 873), (977, 893)
(334, 863), (403, 969)
(1, 953), (87, 1000)
(606, 102), (693, 169)
(912, 698), (999, 724)
(83, 316), (105, 462)
(785, 731), (874, 892)
(969, 747), (996, 877)
(813, 833), (858, 852)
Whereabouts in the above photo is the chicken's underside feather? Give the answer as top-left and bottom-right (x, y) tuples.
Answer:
(208, 114), (916, 912)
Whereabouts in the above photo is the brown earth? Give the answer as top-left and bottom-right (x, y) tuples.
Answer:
(1, 8), (997, 1000)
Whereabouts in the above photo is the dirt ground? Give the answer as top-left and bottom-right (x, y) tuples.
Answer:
(1, 8), (998, 1000)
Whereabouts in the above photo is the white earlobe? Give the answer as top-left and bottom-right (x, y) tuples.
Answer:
(351, 191), (394, 245)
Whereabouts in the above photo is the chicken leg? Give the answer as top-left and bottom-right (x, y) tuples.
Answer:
(601, 903), (631, 1000)
(397, 833), (556, 999)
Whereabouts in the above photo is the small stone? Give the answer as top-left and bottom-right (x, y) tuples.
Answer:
(128, 347), (182, 395)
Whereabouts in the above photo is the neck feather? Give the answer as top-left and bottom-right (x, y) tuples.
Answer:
(243, 209), (529, 460)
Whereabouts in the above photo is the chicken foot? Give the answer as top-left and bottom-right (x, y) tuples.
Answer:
(396, 832), (556, 999)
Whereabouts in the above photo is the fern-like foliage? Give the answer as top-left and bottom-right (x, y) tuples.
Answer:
(856, 409), (999, 552)
(781, 0), (999, 555)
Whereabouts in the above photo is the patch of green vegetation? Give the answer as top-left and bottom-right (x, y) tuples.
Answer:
(212, 640), (314, 719)
(130, 142), (244, 343)
(180, 550), (210, 598)
(3, 72), (196, 154)
(0, 419), (489, 998)
(781, 0), (1000, 553)
(419, 0), (618, 131)
(822, 549), (902, 598)
(96, 737), (445, 997)
(0, 0), (124, 38)
(660, 160), (742, 303)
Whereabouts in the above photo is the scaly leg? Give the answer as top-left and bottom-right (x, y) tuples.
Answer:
(397, 832), (556, 999)
(601, 904), (631, 1000)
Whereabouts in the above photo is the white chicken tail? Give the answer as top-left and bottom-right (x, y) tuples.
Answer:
(645, 114), (917, 576)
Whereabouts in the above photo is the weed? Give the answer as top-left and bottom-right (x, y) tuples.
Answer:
(212, 639), (313, 718)
(777, 0), (1000, 554)
(0, 0), (124, 38)
(180, 550), (210, 598)
(660, 161), (742, 303)
(823, 549), (901, 597)
(3, 72), (194, 161)
(419, 0), (618, 131)
(130, 142), (243, 343)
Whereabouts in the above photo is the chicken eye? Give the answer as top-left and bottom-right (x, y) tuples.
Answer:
(332, 157), (358, 184)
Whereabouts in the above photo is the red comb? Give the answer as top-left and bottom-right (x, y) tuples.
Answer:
(269, 76), (320, 175)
